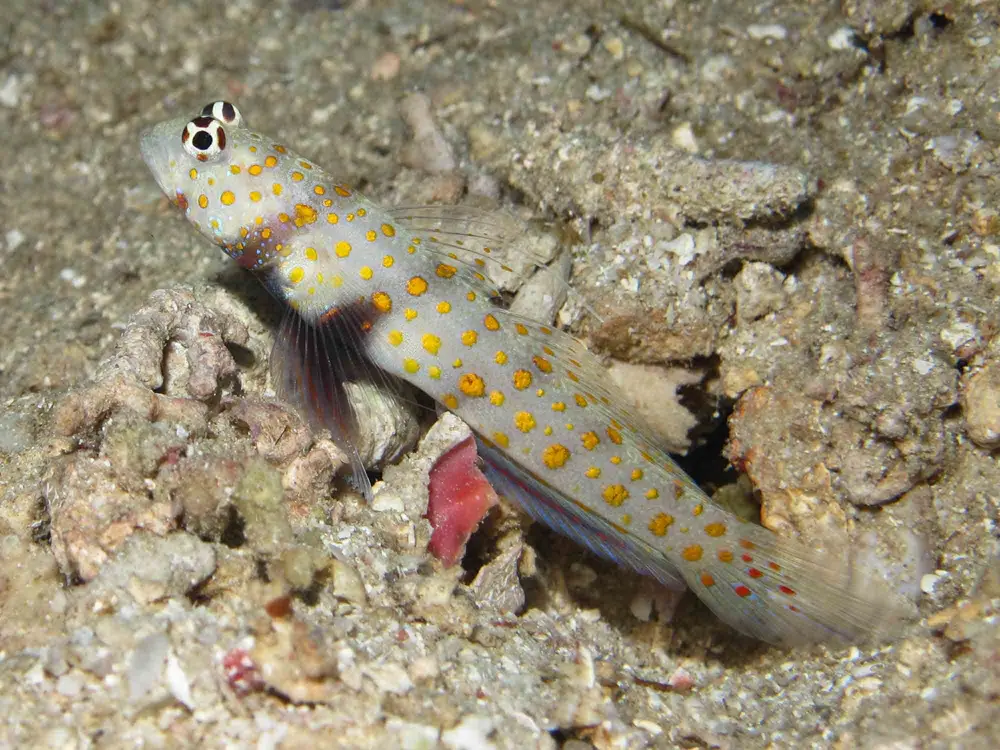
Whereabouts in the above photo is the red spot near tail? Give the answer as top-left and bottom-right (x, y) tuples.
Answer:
(738, 539), (755, 549)
(425, 436), (499, 567)
(747, 567), (763, 578)
(779, 585), (796, 596)
(768, 561), (781, 571)
(734, 585), (752, 598)
(741, 553), (753, 563)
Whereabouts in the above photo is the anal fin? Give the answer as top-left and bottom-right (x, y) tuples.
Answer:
(477, 437), (686, 591)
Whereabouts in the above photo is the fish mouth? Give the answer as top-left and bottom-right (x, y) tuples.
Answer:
(138, 120), (178, 196)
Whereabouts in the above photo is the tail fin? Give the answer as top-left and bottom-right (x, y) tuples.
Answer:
(675, 522), (913, 646)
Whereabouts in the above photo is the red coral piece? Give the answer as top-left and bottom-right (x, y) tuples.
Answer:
(222, 648), (264, 695)
(425, 437), (499, 566)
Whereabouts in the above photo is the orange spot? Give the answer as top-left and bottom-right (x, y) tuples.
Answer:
(458, 373), (486, 397)
(220, 190), (235, 205)
(574, 394), (588, 408)
(700, 573), (715, 587)
(692, 504), (704, 516)
(533, 356), (552, 373)
(493, 432), (510, 448)
(248, 164), (262, 176)
(443, 394), (459, 410)
(630, 469), (643, 481)
(704, 522), (727, 537)
(515, 323), (528, 335)
(462, 330), (478, 346)
(494, 351), (508, 365)
(198, 194), (208, 209)
(436, 263), (457, 278)
(436, 301), (452, 314)
(264, 155), (278, 168)
(489, 391), (505, 406)
(551, 402), (566, 412)
(542, 444), (570, 469)
(602, 484), (628, 507)
(768, 562), (781, 572)
(645, 488), (659, 500)
(513, 370), (532, 390)
(422, 333), (441, 355)
(314, 185), (326, 195)
(647, 513), (674, 536)
(739, 539), (755, 549)
(294, 203), (317, 225)
(484, 314), (500, 331)
(606, 427), (622, 445)
(717, 549), (733, 563)
(514, 412), (536, 432)
(681, 545), (703, 562)
(581, 431), (599, 450)
(407, 276), (428, 296)
(585, 466), (601, 479)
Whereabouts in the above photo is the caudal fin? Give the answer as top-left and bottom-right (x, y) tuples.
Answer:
(676, 522), (913, 646)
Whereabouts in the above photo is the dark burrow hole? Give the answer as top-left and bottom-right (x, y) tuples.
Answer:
(225, 341), (256, 369)
(220, 505), (247, 548)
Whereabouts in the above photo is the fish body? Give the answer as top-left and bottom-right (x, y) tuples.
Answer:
(141, 102), (904, 645)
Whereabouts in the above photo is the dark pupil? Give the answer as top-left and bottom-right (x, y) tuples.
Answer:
(191, 130), (214, 150)
(221, 102), (236, 121)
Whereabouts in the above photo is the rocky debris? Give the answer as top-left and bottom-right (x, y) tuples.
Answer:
(606, 361), (701, 454)
(474, 124), (817, 225)
(961, 344), (1000, 449)
(46, 453), (176, 582)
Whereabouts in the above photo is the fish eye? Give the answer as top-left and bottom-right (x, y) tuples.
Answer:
(181, 116), (228, 162)
(200, 100), (243, 127)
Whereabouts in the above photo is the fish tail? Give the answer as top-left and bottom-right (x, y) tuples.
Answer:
(673, 521), (911, 646)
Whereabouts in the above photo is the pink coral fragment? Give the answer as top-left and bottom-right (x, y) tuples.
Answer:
(425, 436), (499, 566)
